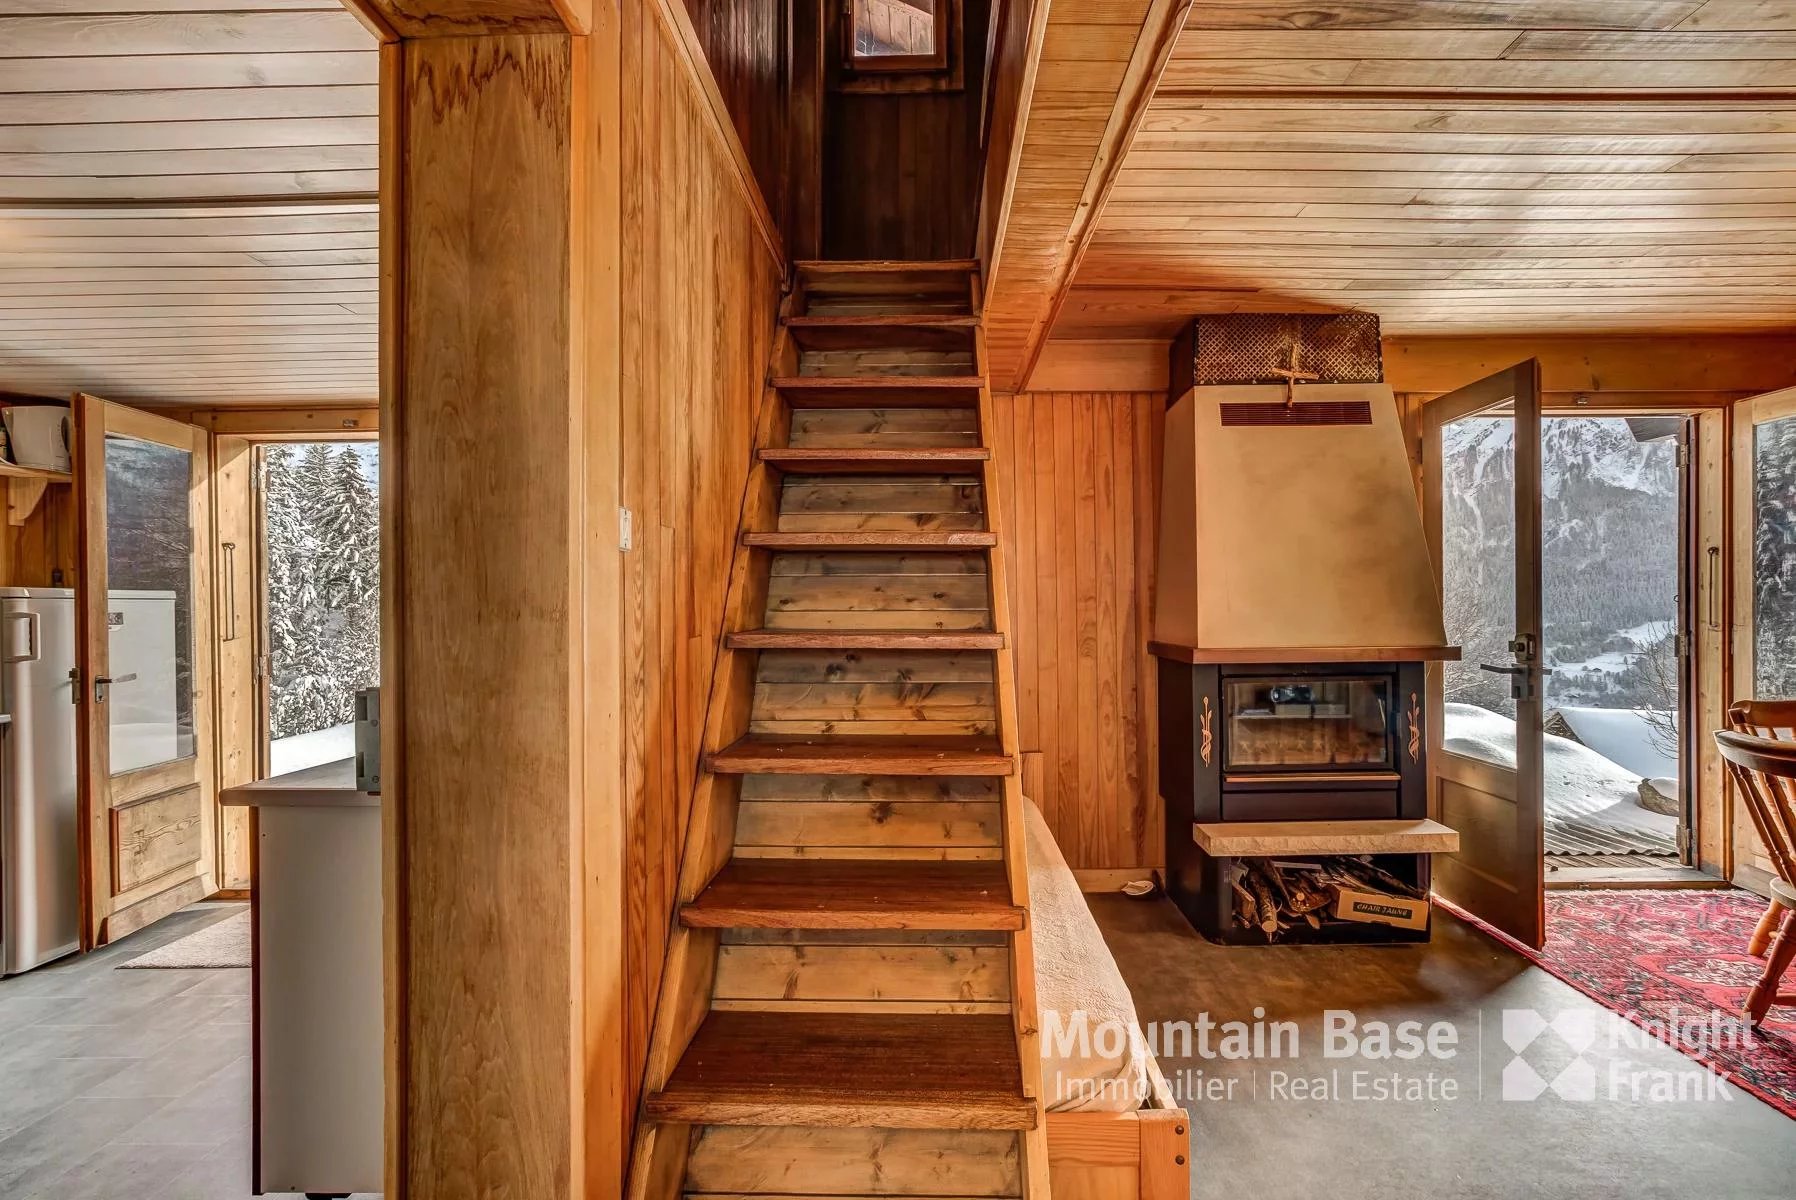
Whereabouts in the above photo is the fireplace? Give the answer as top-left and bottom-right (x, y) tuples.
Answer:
(1158, 657), (1437, 944)
(1151, 314), (1460, 946)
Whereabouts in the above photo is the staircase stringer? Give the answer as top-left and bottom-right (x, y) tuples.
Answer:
(971, 272), (1054, 1200)
(624, 293), (797, 1200)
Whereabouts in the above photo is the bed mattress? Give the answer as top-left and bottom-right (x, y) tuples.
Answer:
(1023, 797), (1154, 1113)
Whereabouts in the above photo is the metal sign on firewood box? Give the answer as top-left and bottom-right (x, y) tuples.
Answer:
(1176, 312), (1383, 390)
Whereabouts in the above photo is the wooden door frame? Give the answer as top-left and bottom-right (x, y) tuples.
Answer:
(1413, 392), (1736, 885)
(201, 421), (380, 896)
(1729, 385), (1796, 895)
(73, 393), (220, 947)
(1422, 360), (1547, 948)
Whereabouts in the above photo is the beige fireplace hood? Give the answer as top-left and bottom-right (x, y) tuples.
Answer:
(1151, 382), (1457, 664)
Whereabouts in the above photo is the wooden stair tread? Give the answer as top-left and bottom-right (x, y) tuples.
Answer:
(743, 531), (996, 549)
(645, 1011), (1034, 1129)
(772, 376), (983, 408)
(706, 734), (1012, 776)
(795, 259), (977, 273)
(725, 630), (1004, 650)
(682, 858), (1024, 930)
(774, 375), (981, 389)
(759, 447), (990, 474)
(784, 315), (979, 353)
(785, 314), (979, 327)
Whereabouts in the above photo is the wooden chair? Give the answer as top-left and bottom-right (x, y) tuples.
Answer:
(1729, 701), (1796, 956)
(1713, 727), (1796, 1026)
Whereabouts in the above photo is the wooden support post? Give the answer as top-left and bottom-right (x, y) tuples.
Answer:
(369, 2), (625, 1198)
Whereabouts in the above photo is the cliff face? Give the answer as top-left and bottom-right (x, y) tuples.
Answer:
(1439, 415), (1681, 717)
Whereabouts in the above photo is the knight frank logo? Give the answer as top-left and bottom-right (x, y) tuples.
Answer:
(1498, 1006), (1739, 1103)
(1500, 1008), (1599, 1101)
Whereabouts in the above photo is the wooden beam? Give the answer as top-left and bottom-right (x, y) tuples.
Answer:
(1023, 332), (1796, 396)
(981, 0), (1194, 393)
(380, 20), (617, 1200)
(351, 0), (585, 37)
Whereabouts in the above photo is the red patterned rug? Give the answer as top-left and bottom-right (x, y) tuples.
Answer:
(1514, 890), (1796, 1119)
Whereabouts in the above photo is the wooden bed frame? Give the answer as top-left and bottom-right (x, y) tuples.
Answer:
(1046, 1052), (1190, 1200)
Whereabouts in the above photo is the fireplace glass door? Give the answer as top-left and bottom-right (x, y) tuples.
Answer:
(1223, 676), (1393, 771)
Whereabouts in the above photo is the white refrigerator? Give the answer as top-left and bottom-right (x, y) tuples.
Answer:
(0, 587), (80, 975)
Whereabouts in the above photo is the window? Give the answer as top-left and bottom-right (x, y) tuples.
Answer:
(1755, 413), (1796, 700)
(848, 0), (948, 72)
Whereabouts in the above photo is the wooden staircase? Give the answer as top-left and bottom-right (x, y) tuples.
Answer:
(628, 261), (1051, 1200)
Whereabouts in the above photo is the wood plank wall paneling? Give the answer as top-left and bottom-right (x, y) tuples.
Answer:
(976, 0), (1041, 269)
(620, 0), (785, 1127)
(991, 390), (1164, 869)
(680, 0), (792, 248)
(823, 0), (992, 260)
(0, 476), (76, 589)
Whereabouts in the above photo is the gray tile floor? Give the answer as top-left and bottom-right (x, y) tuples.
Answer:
(13, 896), (1796, 1199)
(1092, 895), (1796, 1200)
(0, 901), (372, 1200)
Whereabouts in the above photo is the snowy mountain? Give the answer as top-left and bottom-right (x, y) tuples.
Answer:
(1439, 415), (1680, 718)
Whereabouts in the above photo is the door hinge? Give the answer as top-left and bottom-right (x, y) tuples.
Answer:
(1677, 824), (1692, 855)
(1676, 442), (1690, 469)
(254, 654), (269, 680)
(619, 506), (634, 552)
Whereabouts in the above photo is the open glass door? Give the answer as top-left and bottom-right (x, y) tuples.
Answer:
(73, 394), (216, 946)
(1423, 362), (1547, 949)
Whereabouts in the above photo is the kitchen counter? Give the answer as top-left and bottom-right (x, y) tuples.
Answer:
(218, 757), (376, 808)
(227, 754), (381, 1194)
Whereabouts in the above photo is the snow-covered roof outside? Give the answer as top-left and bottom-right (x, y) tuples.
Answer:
(1551, 705), (1678, 783)
(1443, 703), (1674, 846)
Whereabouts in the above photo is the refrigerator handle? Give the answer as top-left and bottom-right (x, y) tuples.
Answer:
(3, 610), (40, 664)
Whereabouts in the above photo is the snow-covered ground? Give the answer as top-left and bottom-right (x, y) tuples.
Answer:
(270, 722), (355, 776)
(1443, 703), (1676, 853)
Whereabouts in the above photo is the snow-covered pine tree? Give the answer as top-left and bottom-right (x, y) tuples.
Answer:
(319, 446), (380, 696)
(1755, 419), (1796, 699)
(264, 442), (381, 741)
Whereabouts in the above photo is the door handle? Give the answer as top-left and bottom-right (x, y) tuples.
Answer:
(92, 673), (135, 703)
(222, 541), (239, 642)
(1479, 663), (1555, 677)
(2, 611), (40, 664)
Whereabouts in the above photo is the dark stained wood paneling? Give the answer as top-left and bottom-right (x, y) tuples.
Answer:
(990, 389), (1164, 869)
(682, 0), (794, 246)
(823, 0), (992, 260)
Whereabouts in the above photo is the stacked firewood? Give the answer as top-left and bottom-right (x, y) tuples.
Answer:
(1229, 857), (1424, 940)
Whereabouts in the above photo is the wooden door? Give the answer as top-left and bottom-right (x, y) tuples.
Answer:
(1423, 362), (1547, 949)
(1730, 385), (1796, 885)
(74, 394), (218, 946)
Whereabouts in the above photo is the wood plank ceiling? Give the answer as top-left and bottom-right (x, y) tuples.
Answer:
(0, 0), (377, 406)
(1056, 0), (1796, 340)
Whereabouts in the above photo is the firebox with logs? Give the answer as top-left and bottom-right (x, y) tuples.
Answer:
(1157, 659), (1454, 946)
(1231, 857), (1430, 943)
